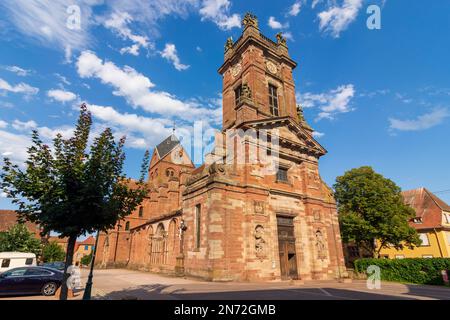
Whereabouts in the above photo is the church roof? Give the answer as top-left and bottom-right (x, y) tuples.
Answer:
(156, 134), (180, 159)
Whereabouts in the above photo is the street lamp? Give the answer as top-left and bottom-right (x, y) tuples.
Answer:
(82, 231), (100, 300)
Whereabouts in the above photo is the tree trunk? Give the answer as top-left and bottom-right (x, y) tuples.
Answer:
(60, 234), (77, 300)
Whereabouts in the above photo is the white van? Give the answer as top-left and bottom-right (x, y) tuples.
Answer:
(0, 252), (37, 273)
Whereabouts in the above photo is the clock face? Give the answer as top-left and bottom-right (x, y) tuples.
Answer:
(266, 61), (277, 74)
(231, 63), (242, 77)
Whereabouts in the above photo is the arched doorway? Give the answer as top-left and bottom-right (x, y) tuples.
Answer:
(150, 223), (167, 265)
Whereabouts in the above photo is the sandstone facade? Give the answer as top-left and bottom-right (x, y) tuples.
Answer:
(96, 13), (346, 281)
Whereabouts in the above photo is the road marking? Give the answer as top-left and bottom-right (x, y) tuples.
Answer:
(318, 288), (332, 296)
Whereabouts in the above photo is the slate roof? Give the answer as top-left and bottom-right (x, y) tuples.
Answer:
(156, 134), (180, 160)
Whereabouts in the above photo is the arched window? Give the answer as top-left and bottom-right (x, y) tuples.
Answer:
(166, 168), (175, 177)
(138, 206), (144, 218)
(125, 221), (130, 231)
(168, 219), (178, 257)
(150, 223), (168, 265)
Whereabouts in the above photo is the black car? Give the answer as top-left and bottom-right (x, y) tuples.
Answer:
(0, 266), (64, 296)
(42, 261), (65, 271)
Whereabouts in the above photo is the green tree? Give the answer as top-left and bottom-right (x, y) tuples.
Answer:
(334, 166), (421, 258)
(80, 252), (93, 266)
(0, 224), (41, 256)
(42, 241), (66, 262)
(1, 104), (149, 300)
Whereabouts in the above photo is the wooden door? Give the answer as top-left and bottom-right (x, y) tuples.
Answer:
(277, 216), (298, 280)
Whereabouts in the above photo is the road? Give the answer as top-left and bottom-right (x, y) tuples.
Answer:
(1, 268), (449, 300)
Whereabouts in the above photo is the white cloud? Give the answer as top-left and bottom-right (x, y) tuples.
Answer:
(47, 89), (77, 103)
(9, 119), (74, 141)
(88, 104), (171, 135)
(0, 119), (75, 165)
(312, 0), (322, 9)
(312, 131), (325, 138)
(282, 32), (295, 42)
(0, 120), (8, 129)
(199, 0), (241, 30)
(0, 130), (30, 164)
(288, 2), (302, 16)
(102, 12), (153, 56)
(318, 0), (363, 38)
(0, 78), (39, 96)
(12, 120), (37, 131)
(268, 17), (289, 30)
(54, 73), (71, 86)
(299, 84), (356, 120)
(3, 65), (31, 77)
(76, 51), (220, 123)
(389, 108), (449, 131)
(37, 126), (75, 141)
(0, 0), (100, 52)
(160, 44), (190, 71)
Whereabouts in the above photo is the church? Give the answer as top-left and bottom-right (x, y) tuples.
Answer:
(96, 13), (346, 281)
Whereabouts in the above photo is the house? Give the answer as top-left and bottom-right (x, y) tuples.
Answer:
(74, 236), (96, 265)
(46, 236), (69, 252)
(379, 188), (450, 259)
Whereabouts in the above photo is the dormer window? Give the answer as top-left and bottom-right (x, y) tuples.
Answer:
(444, 213), (450, 224)
(413, 217), (423, 224)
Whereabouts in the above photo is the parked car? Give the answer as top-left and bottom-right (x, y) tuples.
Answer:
(0, 266), (64, 296)
(42, 261), (65, 271)
(0, 252), (36, 273)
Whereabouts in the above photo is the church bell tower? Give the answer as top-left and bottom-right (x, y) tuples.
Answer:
(218, 13), (300, 130)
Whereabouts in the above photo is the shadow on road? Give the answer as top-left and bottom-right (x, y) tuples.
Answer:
(98, 285), (415, 300)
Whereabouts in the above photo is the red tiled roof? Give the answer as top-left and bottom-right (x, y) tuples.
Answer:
(74, 236), (96, 252)
(47, 236), (69, 244)
(0, 210), (17, 231)
(402, 188), (448, 230)
(79, 236), (96, 245)
(0, 210), (41, 237)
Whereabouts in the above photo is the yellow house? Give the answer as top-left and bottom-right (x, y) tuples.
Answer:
(74, 236), (96, 265)
(379, 188), (450, 259)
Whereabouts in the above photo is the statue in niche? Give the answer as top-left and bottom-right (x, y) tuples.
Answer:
(255, 225), (266, 260)
(315, 230), (327, 260)
(101, 234), (110, 268)
(241, 83), (252, 100)
(254, 201), (265, 215)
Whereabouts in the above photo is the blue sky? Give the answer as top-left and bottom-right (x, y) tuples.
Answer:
(1, 0), (450, 210)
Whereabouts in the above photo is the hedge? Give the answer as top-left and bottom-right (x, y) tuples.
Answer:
(354, 258), (450, 285)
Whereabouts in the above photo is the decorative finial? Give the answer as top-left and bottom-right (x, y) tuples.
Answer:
(297, 104), (312, 130)
(242, 12), (259, 29)
(225, 37), (234, 52)
(297, 104), (305, 122)
(276, 32), (287, 46)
